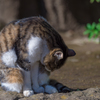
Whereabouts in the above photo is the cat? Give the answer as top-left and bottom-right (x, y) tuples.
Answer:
(0, 16), (76, 96)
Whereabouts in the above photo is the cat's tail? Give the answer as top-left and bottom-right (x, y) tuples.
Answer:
(49, 79), (72, 93)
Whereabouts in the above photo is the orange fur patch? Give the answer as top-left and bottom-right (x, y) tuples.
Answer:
(7, 68), (23, 84)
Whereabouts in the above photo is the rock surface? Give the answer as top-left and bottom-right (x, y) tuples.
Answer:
(0, 87), (100, 100)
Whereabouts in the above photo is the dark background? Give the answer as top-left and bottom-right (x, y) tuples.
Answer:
(0, 0), (100, 32)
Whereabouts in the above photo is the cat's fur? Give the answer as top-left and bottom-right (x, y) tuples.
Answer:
(0, 16), (76, 96)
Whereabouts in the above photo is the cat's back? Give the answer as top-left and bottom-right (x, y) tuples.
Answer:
(0, 16), (67, 54)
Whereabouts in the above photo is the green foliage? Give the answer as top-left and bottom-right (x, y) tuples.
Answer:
(83, 19), (100, 39)
(84, 0), (100, 40)
(90, 0), (100, 3)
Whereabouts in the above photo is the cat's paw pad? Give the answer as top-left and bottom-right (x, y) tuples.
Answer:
(23, 90), (34, 97)
(45, 85), (58, 94)
(34, 87), (44, 93)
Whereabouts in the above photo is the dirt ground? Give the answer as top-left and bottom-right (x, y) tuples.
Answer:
(50, 33), (100, 90)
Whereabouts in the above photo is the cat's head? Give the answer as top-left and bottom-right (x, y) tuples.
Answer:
(44, 48), (76, 72)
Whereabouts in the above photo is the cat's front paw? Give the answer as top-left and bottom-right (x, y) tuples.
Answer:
(45, 85), (58, 94)
(33, 87), (44, 93)
(23, 90), (34, 97)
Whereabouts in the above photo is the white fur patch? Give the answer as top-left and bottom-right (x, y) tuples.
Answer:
(27, 36), (50, 64)
(2, 49), (17, 67)
(27, 36), (43, 63)
(1, 83), (22, 93)
(23, 90), (34, 97)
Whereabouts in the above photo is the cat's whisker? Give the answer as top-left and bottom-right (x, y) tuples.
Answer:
(45, 66), (51, 72)
(16, 64), (24, 71)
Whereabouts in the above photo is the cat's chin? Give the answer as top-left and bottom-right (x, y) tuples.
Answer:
(45, 66), (51, 72)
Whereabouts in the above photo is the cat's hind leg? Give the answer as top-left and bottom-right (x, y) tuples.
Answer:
(1, 68), (23, 93)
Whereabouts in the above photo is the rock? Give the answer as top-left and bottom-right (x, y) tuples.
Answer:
(0, 87), (24, 100)
(0, 86), (100, 100)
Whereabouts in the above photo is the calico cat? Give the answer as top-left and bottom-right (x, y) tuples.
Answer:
(0, 16), (76, 96)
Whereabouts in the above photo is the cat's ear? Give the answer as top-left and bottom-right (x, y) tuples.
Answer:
(68, 49), (76, 57)
(54, 51), (63, 60)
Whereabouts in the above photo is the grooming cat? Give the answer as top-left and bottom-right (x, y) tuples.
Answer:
(0, 16), (76, 96)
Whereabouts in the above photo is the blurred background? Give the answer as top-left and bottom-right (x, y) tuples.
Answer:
(0, 0), (100, 90)
(0, 0), (100, 32)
